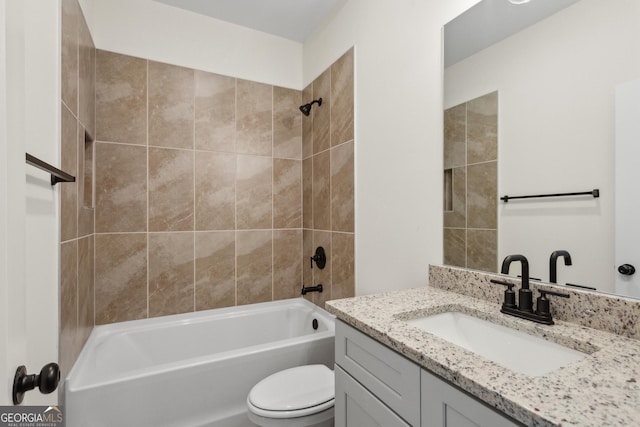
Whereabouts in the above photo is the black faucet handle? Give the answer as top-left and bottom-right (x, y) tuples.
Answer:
(538, 289), (570, 299)
(536, 289), (570, 319)
(490, 279), (517, 309)
(490, 279), (515, 290)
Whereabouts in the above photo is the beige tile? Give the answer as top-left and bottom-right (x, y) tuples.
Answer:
(61, 0), (78, 115)
(444, 103), (466, 169)
(195, 71), (236, 152)
(303, 157), (313, 229)
(149, 148), (194, 232)
(78, 12), (95, 136)
(273, 86), (302, 159)
(331, 48), (354, 147)
(95, 142), (147, 232)
(236, 155), (272, 229)
(302, 229), (313, 303)
(61, 105), (78, 242)
(96, 50), (147, 144)
(331, 232), (354, 300)
(77, 235), (94, 346)
(313, 150), (331, 231)
(444, 228), (466, 268)
(274, 230), (302, 300)
(331, 141), (354, 232)
(95, 234), (147, 324)
(60, 240), (78, 379)
(236, 79), (272, 156)
(237, 231), (272, 305)
(149, 233), (195, 317)
(274, 159), (302, 229)
(311, 231), (331, 307)
(467, 229), (497, 273)
(195, 151), (236, 230)
(78, 125), (94, 237)
(467, 91), (498, 164)
(195, 231), (236, 310)
(302, 83), (313, 159)
(467, 161), (497, 229)
(443, 166), (466, 228)
(148, 61), (194, 149)
(312, 69), (331, 154)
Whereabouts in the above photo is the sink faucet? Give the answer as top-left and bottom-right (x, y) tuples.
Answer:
(500, 254), (532, 312)
(549, 250), (572, 283)
(491, 254), (569, 325)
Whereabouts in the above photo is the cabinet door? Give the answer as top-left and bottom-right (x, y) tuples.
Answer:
(335, 320), (421, 425)
(421, 369), (521, 427)
(335, 365), (411, 427)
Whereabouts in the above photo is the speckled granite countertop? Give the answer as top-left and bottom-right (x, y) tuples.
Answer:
(326, 286), (640, 427)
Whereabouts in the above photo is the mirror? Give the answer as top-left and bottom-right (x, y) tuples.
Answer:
(443, 0), (640, 297)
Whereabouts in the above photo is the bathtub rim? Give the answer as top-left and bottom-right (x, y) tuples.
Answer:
(65, 297), (335, 391)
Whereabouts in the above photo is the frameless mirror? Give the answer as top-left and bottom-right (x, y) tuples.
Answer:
(443, 0), (640, 298)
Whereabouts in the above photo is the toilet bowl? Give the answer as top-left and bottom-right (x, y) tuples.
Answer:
(246, 364), (334, 427)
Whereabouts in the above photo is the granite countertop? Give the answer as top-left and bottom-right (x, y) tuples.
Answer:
(326, 286), (640, 427)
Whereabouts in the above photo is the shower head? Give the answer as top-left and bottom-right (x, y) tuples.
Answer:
(299, 98), (322, 116)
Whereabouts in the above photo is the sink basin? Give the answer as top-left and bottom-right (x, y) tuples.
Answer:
(406, 312), (587, 377)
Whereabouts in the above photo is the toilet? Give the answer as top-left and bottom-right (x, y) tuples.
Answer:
(246, 364), (335, 427)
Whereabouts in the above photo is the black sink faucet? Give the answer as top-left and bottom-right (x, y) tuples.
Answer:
(500, 254), (532, 312)
(492, 254), (570, 325)
(549, 250), (572, 283)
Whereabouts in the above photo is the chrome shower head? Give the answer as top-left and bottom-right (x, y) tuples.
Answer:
(299, 98), (322, 116)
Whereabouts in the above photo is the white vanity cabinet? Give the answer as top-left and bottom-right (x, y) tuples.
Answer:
(335, 320), (522, 427)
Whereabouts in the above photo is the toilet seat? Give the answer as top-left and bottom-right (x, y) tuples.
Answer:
(247, 364), (334, 419)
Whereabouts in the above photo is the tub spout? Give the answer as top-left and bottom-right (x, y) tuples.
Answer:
(301, 284), (323, 295)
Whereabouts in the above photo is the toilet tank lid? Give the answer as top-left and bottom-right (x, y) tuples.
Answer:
(248, 364), (334, 412)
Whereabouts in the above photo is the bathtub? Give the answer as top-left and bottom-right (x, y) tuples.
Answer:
(65, 298), (335, 427)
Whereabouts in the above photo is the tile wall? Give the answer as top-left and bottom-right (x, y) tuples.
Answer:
(59, 0), (96, 388)
(443, 91), (497, 272)
(92, 48), (355, 323)
(58, 0), (354, 393)
(302, 48), (355, 307)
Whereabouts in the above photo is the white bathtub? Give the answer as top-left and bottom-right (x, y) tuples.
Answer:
(65, 298), (335, 427)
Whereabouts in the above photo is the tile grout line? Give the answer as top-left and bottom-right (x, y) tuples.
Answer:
(271, 85), (275, 302)
(234, 77), (238, 307)
(146, 58), (150, 319)
(193, 68), (197, 313)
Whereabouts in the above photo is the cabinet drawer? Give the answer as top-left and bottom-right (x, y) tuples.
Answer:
(335, 365), (411, 427)
(336, 320), (420, 426)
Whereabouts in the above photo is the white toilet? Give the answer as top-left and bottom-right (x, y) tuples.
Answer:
(246, 364), (335, 427)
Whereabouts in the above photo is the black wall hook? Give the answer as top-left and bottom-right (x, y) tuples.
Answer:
(13, 363), (60, 405)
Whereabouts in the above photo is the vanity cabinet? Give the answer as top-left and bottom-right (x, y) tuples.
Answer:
(421, 369), (520, 427)
(335, 320), (522, 427)
(335, 365), (411, 427)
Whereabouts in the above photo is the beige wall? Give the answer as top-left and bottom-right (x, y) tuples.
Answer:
(302, 48), (355, 307)
(443, 92), (497, 273)
(90, 49), (354, 324)
(59, 0), (96, 388)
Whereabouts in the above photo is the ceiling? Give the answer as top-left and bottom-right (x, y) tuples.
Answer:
(153, 0), (345, 42)
(444, 0), (581, 67)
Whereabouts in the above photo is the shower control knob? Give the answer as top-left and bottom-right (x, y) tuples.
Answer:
(618, 264), (636, 276)
(310, 246), (326, 270)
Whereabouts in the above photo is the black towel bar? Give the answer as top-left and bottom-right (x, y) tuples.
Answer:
(501, 189), (599, 203)
(25, 153), (76, 186)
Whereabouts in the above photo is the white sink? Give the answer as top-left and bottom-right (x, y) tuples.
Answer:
(406, 312), (587, 377)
